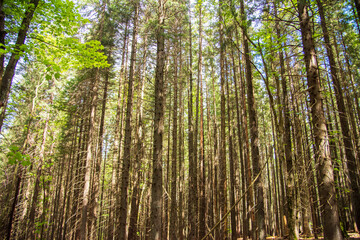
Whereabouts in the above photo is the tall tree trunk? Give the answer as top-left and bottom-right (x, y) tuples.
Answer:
(164, 86), (171, 240)
(151, 0), (166, 239)
(128, 29), (148, 240)
(178, 39), (185, 240)
(240, 0), (265, 238)
(218, 1), (227, 238)
(80, 69), (100, 240)
(316, 0), (360, 231)
(232, 46), (248, 240)
(197, 2), (206, 238)
(211, 65), (220, 240)
(27, 111), (50, 239)
(108, 19), (129, 240)
(226, 59), (237, 240)
(187, 3), (197, 239)
(272, 2), (297, 238)
(0, 0), (40, 132)
(71, 112), (86, 239)
(297, 1), (343, 239)
(93, 64), (110, 238)
(170, 40), (179, 240)
(118, 2), (139, 238)
(7, 165), (23, 240)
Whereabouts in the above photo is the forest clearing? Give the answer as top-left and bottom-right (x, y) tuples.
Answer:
(1, 0), (360, 239)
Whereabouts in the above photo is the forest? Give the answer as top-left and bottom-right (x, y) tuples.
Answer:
(1, 0), (360, 239)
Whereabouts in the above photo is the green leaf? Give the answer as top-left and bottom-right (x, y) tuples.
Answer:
(54, 72), (61, 79)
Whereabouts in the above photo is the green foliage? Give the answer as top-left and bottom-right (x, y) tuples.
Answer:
(6, 145), (31, 166)
(2, 0), (110, 73)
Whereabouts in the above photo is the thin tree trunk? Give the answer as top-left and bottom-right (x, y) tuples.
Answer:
(128, 27), (148, 240)
(178, 38), (185, 239)
(118, 2), (139, 238)
(226, 59), (237, 240)
(240, 0), (265, 238)
(80, 68), (100, 240)
(232, 45), (248, 240)
(218, 1), (227, 238)
(170, 40), (179, 240)
(187, 2), (197, 238)
(108, 19), (129, 240)
(272, 2), (297, 237)
(197, 2), (206, 238)
(150, 1), (166, 238)
(164, 85), (171, 240)
(27, 111), (50, 239)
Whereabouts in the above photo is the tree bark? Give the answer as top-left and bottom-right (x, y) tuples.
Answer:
(197, 2), (206, 238)
(151, 1), (166, 239)
(79, 69), (100, 240)
(170, 40), (179, 240)
(298, 1), (343, 239)
(316, 0), (360, 231)
(218, 1), (228, 238)
(187, 3), (197, 239)
(272, 2), (297, 238)
(240, 0), (265, 238)
(108, 18), (129, 240)
(118, 2), (139, 238)
(226, 57), (237, 240)
(0, 0), (40, 132)
(232, 45), (248, 240)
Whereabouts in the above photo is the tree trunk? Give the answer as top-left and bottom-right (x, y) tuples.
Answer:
(226, 57), (237, 240)
(80, 68), (100, 240)
(232, 45), (248, 240)
(170, 40), (179, 240)
(197, 3), (206, 238)
(316, 0), (360, 231)
(27, 111), (50, 239)
(240, 0), (265, 238)
(0, 0), (40, 132)
(272, 2), (297, 238)
(218, 1), (227, 238)
(128, 27), (148, 240)
(298, 1), (343, 239)
(151, 1), (166, 239)
(118, 2), (139, 238)
(108, 18), (129, 240)
(187, 3), (197, 239)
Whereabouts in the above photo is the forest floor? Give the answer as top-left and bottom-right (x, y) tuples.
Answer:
(234, 232), (360, 239)
(260, 232), (360, 239)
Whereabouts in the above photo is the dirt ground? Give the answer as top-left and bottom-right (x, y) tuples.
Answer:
(236, 232), (360, 239)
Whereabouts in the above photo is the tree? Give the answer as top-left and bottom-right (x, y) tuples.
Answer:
(0, 0), (40, 132)
(316, 0), (360, 231)
(297, 0), (343, 239)
(151, 0), (166, 239)
(239, 0), (265, 238)
(118, 1), (139, 238)
(218, 1), (227, 238)
(187, 2), (198, 238)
